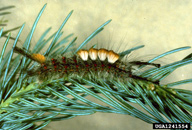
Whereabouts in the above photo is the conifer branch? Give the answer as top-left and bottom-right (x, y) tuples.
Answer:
(0, 4), (191, 129)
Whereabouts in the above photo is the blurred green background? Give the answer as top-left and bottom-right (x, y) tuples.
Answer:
(1, 0), (192, 130)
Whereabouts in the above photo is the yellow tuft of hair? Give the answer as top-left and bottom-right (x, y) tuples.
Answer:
(31, 53), (46, 63)
(77, 49), (89, 61)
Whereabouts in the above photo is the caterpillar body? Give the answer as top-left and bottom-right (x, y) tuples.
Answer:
(14, 46), (160, 87)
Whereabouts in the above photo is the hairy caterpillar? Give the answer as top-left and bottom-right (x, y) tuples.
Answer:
(13, 46), (160, 85)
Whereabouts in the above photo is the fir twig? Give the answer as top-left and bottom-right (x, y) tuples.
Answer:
(0, 5), (20, 40)
(0, 4), (191, 130)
